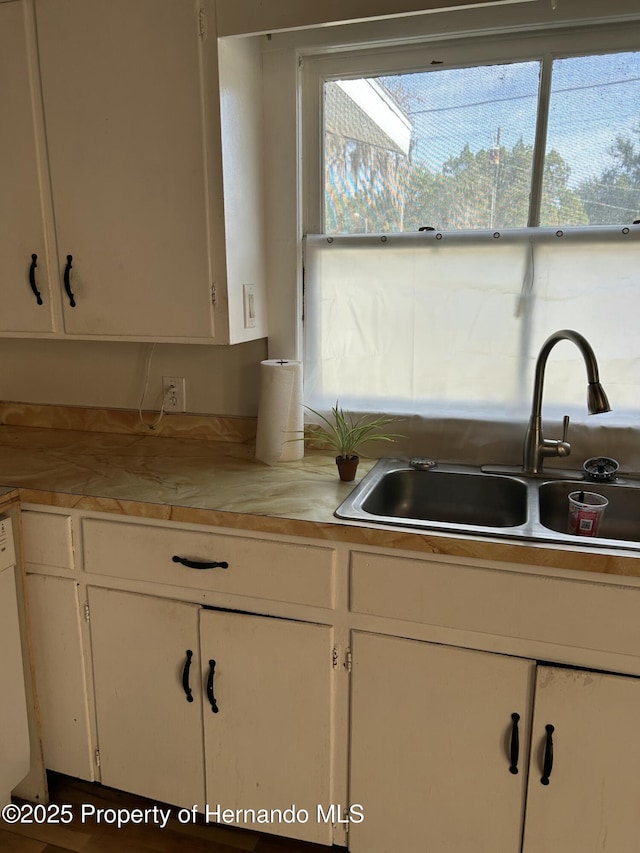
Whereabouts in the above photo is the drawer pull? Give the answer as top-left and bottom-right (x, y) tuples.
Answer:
(63, 255), (76, 307)
(541, 724), (555, 785)
(29, 254), (44, 305)
(207, 659), (219, 713)
(509, 712), (520, 774)
(182, 649), (194, 703)
(172, 555), (229, 570)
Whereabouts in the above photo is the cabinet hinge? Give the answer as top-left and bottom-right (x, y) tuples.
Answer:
(344, 648), (352, 673)
(95, 748), (101, 768)
(331, 808), (352, 831)
(198, 8), (207, 38)
(84, 602), (90, 623)
(211, 283), (216, 307)
(332, 647), (339, 669)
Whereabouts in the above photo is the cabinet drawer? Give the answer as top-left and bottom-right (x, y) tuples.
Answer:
(22, 510), (74, 570)
(82, 519), (335, 608)
(350, 551), (640, 658)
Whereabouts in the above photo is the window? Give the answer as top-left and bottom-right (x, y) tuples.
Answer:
(302, 24), (640, 429)
(321, 52), (640, 232)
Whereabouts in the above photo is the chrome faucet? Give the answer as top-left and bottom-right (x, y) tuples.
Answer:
(523, 329), (611, 474)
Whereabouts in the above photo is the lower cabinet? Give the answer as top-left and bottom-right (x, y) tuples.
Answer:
(22, 507), (640, 852)
(88, 588), (205, 809)
(88, 587), (334, 844)
(199, 607), (333, 844)
(349, 631), (640, 853)
(349, 631), (535, 853)
(26, 575), (94, 781)
(522, 664), (640, 853)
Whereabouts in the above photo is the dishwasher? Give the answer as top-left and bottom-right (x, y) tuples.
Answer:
(0, 516), (30, 806)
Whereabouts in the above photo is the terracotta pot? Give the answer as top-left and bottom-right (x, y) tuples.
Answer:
(336, 454), (359, 482)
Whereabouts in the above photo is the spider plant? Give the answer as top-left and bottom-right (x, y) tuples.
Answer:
(305, 402), (402, 460)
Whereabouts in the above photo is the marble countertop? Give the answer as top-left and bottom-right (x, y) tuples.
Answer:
(1, 422), (639, 578)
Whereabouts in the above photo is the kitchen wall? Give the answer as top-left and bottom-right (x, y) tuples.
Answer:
(0, 338), (267, 417)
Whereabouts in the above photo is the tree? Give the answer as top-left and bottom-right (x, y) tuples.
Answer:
(578, 126), (640, 225)
(324, 127), (588, 233)
(404, 140), (587, 231)
(539, 149), (589, 226)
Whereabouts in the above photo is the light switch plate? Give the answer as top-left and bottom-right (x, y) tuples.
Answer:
(243, 283), (257, 328)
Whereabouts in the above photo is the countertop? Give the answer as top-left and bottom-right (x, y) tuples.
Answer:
(1, 422), (639, 578)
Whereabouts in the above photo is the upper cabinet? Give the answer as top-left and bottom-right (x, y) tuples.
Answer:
(0, 1), (55, 334)
(0, 0), (266, 343)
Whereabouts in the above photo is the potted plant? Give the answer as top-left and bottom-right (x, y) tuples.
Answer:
(304, 402), (402, 481)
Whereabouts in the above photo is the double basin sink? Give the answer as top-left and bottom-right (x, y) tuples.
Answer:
(336, 458), (640, 552)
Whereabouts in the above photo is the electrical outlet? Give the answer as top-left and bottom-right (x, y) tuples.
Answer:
(162, 376), (186, 412)
(243, 283), (257, 329)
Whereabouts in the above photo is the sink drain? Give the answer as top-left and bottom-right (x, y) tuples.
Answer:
(583, 456), (619, 482)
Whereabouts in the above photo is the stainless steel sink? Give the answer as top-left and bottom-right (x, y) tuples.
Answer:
(335, 458), (640, 552)
(360, 468), (527, 528)
(539, 480), (640, 543)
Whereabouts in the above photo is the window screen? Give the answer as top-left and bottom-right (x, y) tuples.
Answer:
(323, 51), (640, 232)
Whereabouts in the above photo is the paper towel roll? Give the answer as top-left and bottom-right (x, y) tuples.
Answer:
(255, 360), (304, 465)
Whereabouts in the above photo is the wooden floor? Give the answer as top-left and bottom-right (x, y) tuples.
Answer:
(1, 775), (341, 852)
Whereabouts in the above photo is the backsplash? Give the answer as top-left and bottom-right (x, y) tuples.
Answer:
(0, 403), (256, 444)
(1, 403), (636, 475)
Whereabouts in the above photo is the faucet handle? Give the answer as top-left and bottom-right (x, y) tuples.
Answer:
(555, 414), (571, 459)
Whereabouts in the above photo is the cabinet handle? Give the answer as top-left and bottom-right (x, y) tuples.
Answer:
(63, 255), (76, 307)
(206, 659), (219, 713)
(509, 712), (520, 774)
(172, 555), (229, 570)
(29, 254), (43, 305)
(182, 649), (194, 703)
(541, 724), (555, 785)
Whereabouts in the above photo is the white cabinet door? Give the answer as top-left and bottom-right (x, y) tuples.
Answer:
(26, 575), (93, 780)
(0, 1), (55, 334)
(523, 665), (640, 853)
(89, 589), (333, 842)
(200, 610), (334, 844)
(349, 631), (535, 853)
(34, 0), (215, 340)
(0, 562), (30, 806)
(89, 587), (206, 809)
